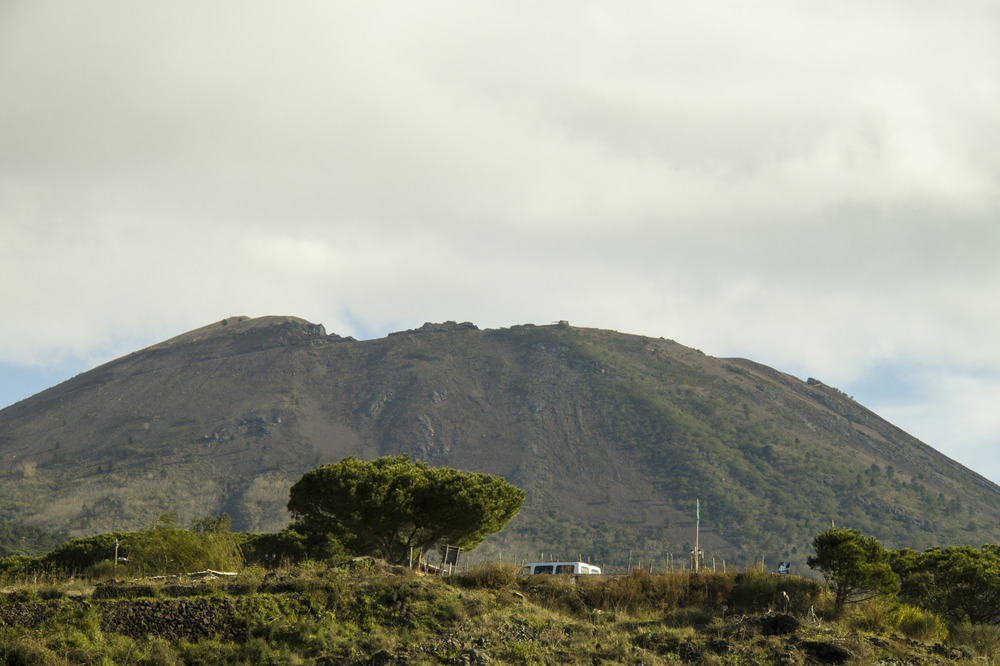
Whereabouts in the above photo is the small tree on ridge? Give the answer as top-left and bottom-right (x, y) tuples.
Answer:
(807, 527), (899, 616)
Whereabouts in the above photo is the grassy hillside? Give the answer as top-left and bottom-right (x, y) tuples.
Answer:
(2, 561), (992, 665)
(2, 316), (999, 572)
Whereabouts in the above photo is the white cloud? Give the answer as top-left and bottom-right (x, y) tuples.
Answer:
(1, 0), (999, 480)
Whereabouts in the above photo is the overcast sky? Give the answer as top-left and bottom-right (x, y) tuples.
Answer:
(2, 2), (999, 482)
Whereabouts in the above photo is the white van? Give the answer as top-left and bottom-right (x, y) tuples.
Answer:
(521, 561), (602, 575)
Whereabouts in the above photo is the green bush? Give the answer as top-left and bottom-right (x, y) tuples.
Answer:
(947, 622), (1000, 662)
(662, 606), (714, 628)
(577, 569), (688, 613)
(40, 532), (128, 573)
(127, 515), (243, 575)
(0, 555), (38, 580)
(87, 560), (119, 581)
(31, 515), (244, 578)
(453, 562), (518, 590)
(238, 530), (309, 567)
(36, 586), (63, 601)
(519, 573), (586, 615)
(3, 588), (39, 604)
(684, 571), (732, 609)
(847, 598), (894, 633)
(889, 603), (948, 641)
(729, 570), (823, 614)
(0, 636), (60, 665)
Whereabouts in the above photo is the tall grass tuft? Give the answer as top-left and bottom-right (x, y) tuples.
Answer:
(847, 598), (894, 633)
(575, 570), (734, 615)
(519, 573), (586, 615)
(0, 636), (60, 665)
(947, 622), (1000, 662)
(729, 569), (823, 614)
(454, 562), (518, 590)
(889, 603), (948, 641)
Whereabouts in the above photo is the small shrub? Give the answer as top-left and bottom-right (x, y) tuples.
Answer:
(454, 562), (517, 590)
(955, 644), (978, 659)
(86, 560), (119, 581)
(663, 606), (713, 628)
(948, 622), (1000, 662)
(889, 603), (947, 641)
(577, 570), (688, 614)
(577, 572), (641, 613)
(128, 516), (244, 575)
(40, 532), (127, 574)
(729, 570), (822, 614)
(143, 637), (179, 665)
(36, 587), (63, 600)
(520, 574), (585, 615)
(847, 598), (893, 633)
(0, 636), (59, 666)
(685, 571), (732, 609)
(500, 639), (544, 663)
(432, 594), (468, 624)
(729, 570), (777, 612)
(3, 588), (40, 604)
(0, 555), (39, 580)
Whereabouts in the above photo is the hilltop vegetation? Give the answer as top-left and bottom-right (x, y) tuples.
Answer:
(1, 556), (996, 665)
(2, 316), (999, 573)
(5, 507), (1000, 663)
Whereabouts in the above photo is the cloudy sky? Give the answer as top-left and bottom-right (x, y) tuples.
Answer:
(2, 2), (999, 481)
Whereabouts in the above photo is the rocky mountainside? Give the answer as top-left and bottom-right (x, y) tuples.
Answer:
(2, 316), (998, 570)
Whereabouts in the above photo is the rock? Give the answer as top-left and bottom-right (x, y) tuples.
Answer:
(801, 641), (851, 663)
(761, 613), (800, 635)
(368, 650), (393, 665)
(709, 637), (731, 654)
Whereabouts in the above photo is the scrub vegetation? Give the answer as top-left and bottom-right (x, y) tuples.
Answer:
(0, 558), (987, 665)
(2, 522), (1000, 664)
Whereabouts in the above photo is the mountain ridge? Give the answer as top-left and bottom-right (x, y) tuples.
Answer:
(1, 316), (997, 570)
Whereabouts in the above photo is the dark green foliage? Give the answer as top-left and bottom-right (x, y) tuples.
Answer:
(0, 518), (65, 558)
(127, 513), (243, 575)
(13, 514), (242, 577)
(888, 603), (949, 641)
(238, 529), (310, 567)
(190, 513), (232, 534)
(0, 554), (36, 579)
(288, 456), (525, 564)
(891, 544), (1000, 625)
(807, 528), (899, 616)
(947, 622), (1000, 662)
(728, 569), (823, 614)
(453, 561), (519, 590)
(40, 531), (129, 573)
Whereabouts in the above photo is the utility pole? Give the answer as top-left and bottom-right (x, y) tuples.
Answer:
(695, 499), (700, 573)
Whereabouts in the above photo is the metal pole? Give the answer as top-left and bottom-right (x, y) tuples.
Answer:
(695, 499), (700, 573)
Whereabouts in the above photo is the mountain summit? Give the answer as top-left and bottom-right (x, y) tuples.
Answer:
(2, 316), (997, 569)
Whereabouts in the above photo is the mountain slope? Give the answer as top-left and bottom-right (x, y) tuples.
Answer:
(1, 316), (997, 570)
